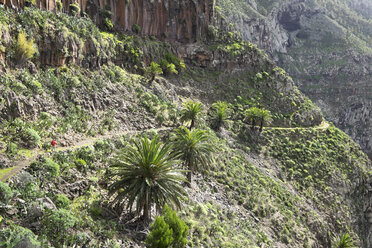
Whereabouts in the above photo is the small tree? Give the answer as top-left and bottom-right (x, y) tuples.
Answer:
(145, 62), (163, 83)
(146, 205), (189, 248)
(180, 100), (203, 130)
(257, 108), (272, 132)
(210, 101), (230, 130)
(244, 107), (260, 131)
(108, 135), (186, 222)
(171, 127), (213, 187)
(14, 31), (37, 65)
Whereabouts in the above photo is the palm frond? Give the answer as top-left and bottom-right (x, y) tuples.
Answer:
(108, 135), (187, 220)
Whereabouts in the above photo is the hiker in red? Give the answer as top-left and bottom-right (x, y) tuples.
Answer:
(51, 140), (57, 151)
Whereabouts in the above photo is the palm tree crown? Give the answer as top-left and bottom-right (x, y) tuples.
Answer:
(171, 127), (214, 187)
(244, 107), (260, 130)
(180, 100), (203, 129)
(108, 135), (186, 221)
(244, 107), (271, 132)
(210, 101), (230, 130)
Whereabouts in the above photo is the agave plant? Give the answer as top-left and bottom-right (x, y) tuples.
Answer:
(108, 135), (186, 222)
(332, 233), (355, 248)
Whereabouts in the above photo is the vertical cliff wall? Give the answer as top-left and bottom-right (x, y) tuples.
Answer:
(0, 0), (215, 43)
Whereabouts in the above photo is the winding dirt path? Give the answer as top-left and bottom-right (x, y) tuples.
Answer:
(0, 121), (330, 182)
(0, 127), (171, 182)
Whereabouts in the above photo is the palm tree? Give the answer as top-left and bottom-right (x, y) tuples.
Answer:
(210, 101), (230, 130)
(108, 135), (186, 222)
(171, 127), (213, 187)
(244, 107), (260, 131)
(257, 108), (272, 132)
(145, 62), (163, 83)
(180, 100), (203, 130)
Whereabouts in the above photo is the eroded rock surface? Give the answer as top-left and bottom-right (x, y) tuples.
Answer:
(0, 0), (215, 43)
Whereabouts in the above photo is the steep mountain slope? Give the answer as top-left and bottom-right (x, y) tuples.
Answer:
(216, 0), (372, 159)
(0, 3), (371, 248)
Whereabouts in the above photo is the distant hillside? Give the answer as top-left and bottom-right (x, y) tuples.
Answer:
(216, 0), (372, 159)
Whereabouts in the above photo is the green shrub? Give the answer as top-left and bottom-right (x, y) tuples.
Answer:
(0, 224), (41, 247)
(24, 0), (36, 6)
(160, 59), (178, 75)
(42, 141), (51, 151)
(145, 62), (163, 82)
(9, 80), (27, 93)
(42, 209), (77, 246)
(162, 205), (189, 247)
(75, 147), (95, 163)
(6, 142), (18, 155)
(70, 2), (80, 16)
(53, 193), (71, 209)
(146, 216), (174, 248)
(74, 158), (87, 171)
(15, 173), (40, 200)
(56, 0), (63, 11)
(0, 181), (13, 205)
(163, 52), (186, 71)
(132, 24), (141, 33)
(104, 17), (114, 31)
(22, 128), (41, 148)
(14, 31), (37, 65)
(43, 159), (60, 177)
(146, 205), (189, 248)
(89, 201), (102, 218)
(24, 79), (43, 94)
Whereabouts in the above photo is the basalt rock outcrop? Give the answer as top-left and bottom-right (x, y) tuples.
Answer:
(0, 0), (215, 43)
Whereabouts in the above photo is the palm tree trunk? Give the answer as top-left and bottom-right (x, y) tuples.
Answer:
(190, 119), (195, 130)
(251, 119), (256, 131)
(259, 119), (264, 132)
(186, 161), (192, 187)
(186, 171), (192, 187)
(143, 202), (151, 223)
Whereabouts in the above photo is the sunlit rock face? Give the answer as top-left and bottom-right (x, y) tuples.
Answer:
(0, 0), (215, 43)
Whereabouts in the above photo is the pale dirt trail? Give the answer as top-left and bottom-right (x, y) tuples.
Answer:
(0, 127), (171, 182)
(0, 122), (330, 182)
(264, 121), (329, 130)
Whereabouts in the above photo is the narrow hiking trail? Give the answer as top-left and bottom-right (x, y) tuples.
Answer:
(0, 122), (330, 182)
(264, 121), (330, 130)
(0, 127), (171, 182)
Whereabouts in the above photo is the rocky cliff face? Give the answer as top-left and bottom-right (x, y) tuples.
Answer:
(217, 0), (372, 160)
(0, 0), (215, 43)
